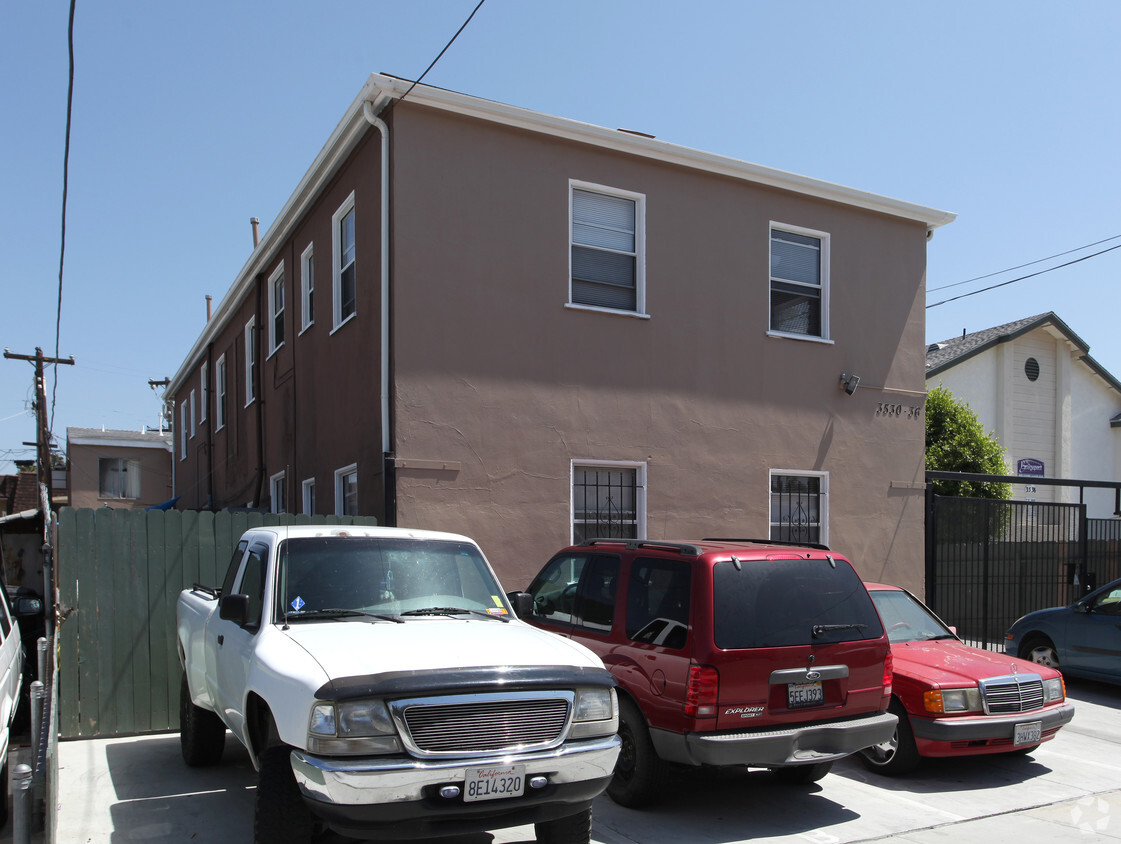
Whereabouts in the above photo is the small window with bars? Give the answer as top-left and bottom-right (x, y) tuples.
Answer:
(572, 463), (643, 543)
(770, 472), (827, 545)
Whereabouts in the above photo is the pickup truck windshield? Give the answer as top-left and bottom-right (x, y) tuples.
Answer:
(275, 537), (508, 621)
(712, 557), (884, 648)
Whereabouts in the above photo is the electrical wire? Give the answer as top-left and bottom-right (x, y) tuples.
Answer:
(927, 242), (1121, 309)
(928, 233), (1121, 293)
(398, 0), (486, 105)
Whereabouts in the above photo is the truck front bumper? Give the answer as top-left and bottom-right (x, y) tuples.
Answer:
(290, 735), (620, 839)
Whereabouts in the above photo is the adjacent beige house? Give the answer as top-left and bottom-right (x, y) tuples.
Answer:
(66, 427), (173, 510)
(167, 74), (954, 591)
(926, 312), (1121, 520)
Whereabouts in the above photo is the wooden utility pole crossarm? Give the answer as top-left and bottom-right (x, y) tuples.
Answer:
(3, 347), (76, 505)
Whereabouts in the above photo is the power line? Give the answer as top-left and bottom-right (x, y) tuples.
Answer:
(398, 0), (486, 105)
(928, 233), (1121, 293)
(927, 242), (1121, 309)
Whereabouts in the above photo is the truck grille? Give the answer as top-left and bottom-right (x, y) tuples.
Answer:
(979, 674), (1044, 713)
(394, 692), (572, 757)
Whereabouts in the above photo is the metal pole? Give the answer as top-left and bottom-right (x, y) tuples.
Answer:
(37, 637), (47, 688)
(11, 763), (32, 844)
(29, 681), (44, 767)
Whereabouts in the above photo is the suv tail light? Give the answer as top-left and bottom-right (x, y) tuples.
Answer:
(684, 664), (719, 718)
(882, 651), (893, 697)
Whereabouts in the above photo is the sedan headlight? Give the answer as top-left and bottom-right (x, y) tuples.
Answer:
(924, 687), (983, 714)
(308, 699), (401, 755)
(569, 688), (619, 739)
(1043, 676), (1065, 703)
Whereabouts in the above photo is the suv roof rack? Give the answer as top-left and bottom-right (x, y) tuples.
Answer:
(579, 539), (703, 556)
(702, 537), (832, 551)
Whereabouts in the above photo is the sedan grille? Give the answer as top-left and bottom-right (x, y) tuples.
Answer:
(396, 692), (571, 757)
(979, 674), (1045, 713)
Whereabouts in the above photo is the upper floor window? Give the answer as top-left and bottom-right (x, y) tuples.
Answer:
(189, 390), (197, 439)
(244, 317), (257, 407)
(300, 243), (315, 332)
(268, 263), (285, 354)
(572, 461), (645, 544)
(215, 355), (227, 431)
(199, 362), (208, 423)
(569, 182), (645, 315)
(99, 457), (140, 499)
(769, 224), (829, 339)
(333, 193), (356, 328)
(770, 470), (828, 546)
(179, 402), (188, 461)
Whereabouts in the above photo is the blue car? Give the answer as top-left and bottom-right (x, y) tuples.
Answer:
(1005, 577), (1121, 685)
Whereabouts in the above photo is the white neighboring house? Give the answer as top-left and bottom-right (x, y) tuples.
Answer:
(926, 312), (1121, 519)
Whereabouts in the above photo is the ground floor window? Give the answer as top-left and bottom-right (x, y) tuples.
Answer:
(770, 471), (827, 545)
(302, 478), (316, 515)
(335, 464), (358, 516)
(572, 461), (645, 544)
(270, 471), (286, 514)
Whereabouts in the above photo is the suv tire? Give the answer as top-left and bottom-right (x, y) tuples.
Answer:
(772, 761), (832, 784)
(180, 674), (226, 766)
(606, 697), (667, 808)
(534, 807), (592, 844)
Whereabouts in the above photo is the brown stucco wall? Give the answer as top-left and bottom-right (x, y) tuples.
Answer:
(69, 443), (173, 510)
(387, 104), (929, 593)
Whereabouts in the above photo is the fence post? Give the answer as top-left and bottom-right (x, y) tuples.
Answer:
(37, 637), (47, 689)
(30, 681), (44, 766)
(11, 763), (32, 844)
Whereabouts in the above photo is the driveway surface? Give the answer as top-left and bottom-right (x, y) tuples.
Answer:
(47, 678), (1121, 843)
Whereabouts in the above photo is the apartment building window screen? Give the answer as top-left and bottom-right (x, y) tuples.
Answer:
(573, 465), (638, 543)
(770, 473), (824, 544)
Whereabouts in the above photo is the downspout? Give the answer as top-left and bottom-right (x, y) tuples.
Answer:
(362, 100), (392, 524)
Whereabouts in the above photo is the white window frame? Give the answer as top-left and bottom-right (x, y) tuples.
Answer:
(189, 390), (197, 439)
(567, 180), (647, 318)
(302, 477), (316, 515)
(768, 469), (829, 547)
(334, 464), (358, 516)
(268, 262), (285, 357)
(179, 402), (187, 461)
(244, 317), (256, 407)
(570, 459), (647, 545)
(270, 470), (287, 514)
(215, 354), (227, 431)
(768, 222), (831, 342)
(199, 362), (208, 423)
(300, 242), (315, 333)
(332, 192), (357, 331)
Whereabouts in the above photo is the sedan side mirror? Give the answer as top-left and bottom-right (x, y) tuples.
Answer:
(505, 591), (534, 619)
(219, 594), (250, 625)
(1074, 601), (1092, 614)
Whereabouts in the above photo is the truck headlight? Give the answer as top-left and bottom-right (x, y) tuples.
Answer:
(569, 688), (618, 739)
(308, 700), (401, 755)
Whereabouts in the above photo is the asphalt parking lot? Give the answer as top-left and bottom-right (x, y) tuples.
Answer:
(44, 677), (1121, 843)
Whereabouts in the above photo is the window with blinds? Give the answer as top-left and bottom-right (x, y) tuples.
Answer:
(770, 226), (828, 338)
(570, 184), (644, 312)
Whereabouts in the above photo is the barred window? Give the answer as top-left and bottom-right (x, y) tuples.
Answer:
(770, 472), (827, 545)
(573, 464), (643, 543)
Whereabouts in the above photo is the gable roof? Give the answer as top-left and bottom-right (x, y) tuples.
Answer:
(926, 311), (1121, 396)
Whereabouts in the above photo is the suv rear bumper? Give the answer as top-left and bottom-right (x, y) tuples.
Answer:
(289, 735), (619, 839)
(651, 710), (898, 768)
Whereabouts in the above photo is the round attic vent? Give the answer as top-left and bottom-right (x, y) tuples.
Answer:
(1025, 357), (1040, 382)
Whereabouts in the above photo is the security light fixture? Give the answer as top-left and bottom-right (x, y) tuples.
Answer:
(840, 372), (860, 395)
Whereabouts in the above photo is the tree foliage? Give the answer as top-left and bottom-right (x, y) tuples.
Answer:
(925, 386), (1011, 499)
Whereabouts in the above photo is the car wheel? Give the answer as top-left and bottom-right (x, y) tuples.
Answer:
(179, 674), (226, 766)
(773, 761), (832, 784)
(254, 745), (318, 844)
(858, 700), (921, 776)
(606, 697), (667, 808)
(0, 759), (8, 827)
(535, 807), (593, 844)
(1019, 635), (1060, 669)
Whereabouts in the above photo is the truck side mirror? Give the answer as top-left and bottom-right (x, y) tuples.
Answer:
(506, 591), (534, 619)
(219, 594), (250, 625)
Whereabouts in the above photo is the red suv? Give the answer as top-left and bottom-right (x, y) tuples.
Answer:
(522, 539), (896, 806)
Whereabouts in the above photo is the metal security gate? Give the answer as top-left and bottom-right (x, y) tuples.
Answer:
(925, 472), (1121, 652)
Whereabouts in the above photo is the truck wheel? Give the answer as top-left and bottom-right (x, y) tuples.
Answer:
(857, 700), (921, 776)
(606, 697), (666, 808)
(254, 745), (317, 844)
(773, 761), (832, 784)
(180, 674), (226, 766)
(535, 807), (592, 844)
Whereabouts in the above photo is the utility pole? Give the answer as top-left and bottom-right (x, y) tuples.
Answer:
(4, 347), (76, 506)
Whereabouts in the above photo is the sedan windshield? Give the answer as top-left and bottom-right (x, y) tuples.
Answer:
(869, 589), (956, 644)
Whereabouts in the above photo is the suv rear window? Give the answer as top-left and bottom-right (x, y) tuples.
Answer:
(712, 557), (883, 648)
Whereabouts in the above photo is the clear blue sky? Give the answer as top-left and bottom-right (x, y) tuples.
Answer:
(4, 1), (1120, 474)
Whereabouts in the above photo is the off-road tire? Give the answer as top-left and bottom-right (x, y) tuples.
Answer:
(253, 745), (317, 844)
(179, 674), (226, 766)
(858, 700), (921, 776)
(606, 697), (667, 808)
(535, 807), (593, 844)
(773, 760), (833, 784)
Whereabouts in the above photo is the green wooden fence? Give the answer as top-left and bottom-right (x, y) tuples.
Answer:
(56, 507), (378, 739)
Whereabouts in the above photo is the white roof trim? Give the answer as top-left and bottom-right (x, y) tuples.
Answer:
(170, 74), (954, 392)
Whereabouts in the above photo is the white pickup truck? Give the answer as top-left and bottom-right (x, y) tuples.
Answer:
(176, 525), (620, 844)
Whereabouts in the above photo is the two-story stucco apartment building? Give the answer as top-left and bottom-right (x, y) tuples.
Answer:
(167, 74), (954, 590)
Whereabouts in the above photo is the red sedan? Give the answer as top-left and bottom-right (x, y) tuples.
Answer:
(859, 583), (1075, 775)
